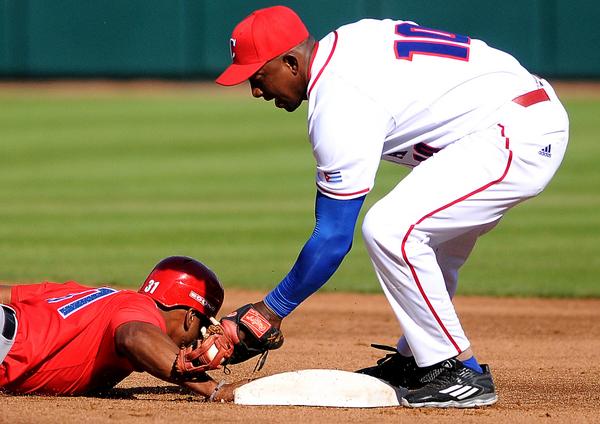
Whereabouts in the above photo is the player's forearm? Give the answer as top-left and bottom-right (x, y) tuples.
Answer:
(264, 191), (365, 317)
(135, 341), (219, 399)
(115, 321), (212, 388)
(116, 322), (179, 378)
(115, 322), (238, 400)
(0, 285), (12, 304)
(265, 231), (350, 316)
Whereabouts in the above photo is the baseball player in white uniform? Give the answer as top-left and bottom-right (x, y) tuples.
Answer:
(216, 6), (569, 408)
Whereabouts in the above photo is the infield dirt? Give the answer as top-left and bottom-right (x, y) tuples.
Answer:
(2, 289), (599, 423)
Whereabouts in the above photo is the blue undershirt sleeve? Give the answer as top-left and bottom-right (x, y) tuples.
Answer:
(264, 191), (366, 318)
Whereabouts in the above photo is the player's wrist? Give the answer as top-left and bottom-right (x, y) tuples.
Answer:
(208, 380), (226, 402)
(254, 300), (283, 327)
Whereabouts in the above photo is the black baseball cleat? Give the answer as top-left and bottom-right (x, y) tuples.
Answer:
(401, 358), (498, 408)
(356, 344), (425, 389)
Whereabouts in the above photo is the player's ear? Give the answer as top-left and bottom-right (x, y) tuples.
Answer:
(183, 308), (196, 331)
(282, 53), (300, 75)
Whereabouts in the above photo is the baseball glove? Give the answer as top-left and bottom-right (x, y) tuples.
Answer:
(174, 323), (235, 376)
(220, 303), (284, 370)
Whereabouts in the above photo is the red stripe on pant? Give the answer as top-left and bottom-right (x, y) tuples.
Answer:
(400, 128), (513, 355)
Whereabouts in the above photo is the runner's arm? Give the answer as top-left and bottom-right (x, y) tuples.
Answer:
(114, 321), (236, 399)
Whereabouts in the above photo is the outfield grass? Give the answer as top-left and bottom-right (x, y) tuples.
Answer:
(0, 85), (598, 297)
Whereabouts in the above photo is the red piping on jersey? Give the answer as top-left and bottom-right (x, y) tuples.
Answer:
(317, 184), (369, 197)
(307, 31), (338, 97)
(306, 41), (319, 82)
(401, 124), (513, 355)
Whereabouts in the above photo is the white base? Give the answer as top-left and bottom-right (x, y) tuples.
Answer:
(233, 369), (405, 408)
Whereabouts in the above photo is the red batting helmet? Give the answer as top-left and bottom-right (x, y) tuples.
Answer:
(139, 256), (224, 317)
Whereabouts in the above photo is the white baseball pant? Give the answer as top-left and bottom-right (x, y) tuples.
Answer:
(362, 79), (568, 367)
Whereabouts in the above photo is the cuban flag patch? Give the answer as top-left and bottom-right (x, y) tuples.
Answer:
(323, 170), (343, 183)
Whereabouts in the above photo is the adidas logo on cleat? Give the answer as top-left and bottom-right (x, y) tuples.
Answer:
(401, 359), (498, 408)
(538, 144), (552, 157)
(439, 384), (481, 400)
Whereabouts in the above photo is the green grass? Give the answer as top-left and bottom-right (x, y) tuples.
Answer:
(0, 87), (598, 297)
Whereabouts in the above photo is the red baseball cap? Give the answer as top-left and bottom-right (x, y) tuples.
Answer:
(216, 6), (309, 86)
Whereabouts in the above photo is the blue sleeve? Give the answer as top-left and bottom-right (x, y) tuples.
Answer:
(264, 191), (365, 318)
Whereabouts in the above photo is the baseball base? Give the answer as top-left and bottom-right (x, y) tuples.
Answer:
(233, 369), (406, 407)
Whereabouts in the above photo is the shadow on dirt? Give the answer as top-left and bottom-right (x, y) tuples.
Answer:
(90, 385), (198, 400)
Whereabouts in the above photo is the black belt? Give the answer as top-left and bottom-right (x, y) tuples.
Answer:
(2, 305), (16, 340)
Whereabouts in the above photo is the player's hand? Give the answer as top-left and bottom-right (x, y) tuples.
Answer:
(220, 303), (284, 367)
(209, 379), (251, 402)
(174, 324), (235, 375)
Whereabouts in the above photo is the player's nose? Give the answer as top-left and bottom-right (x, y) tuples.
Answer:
(251, 86), (263, 98)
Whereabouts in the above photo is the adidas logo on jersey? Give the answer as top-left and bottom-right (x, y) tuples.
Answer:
(538, 144), (552, 157)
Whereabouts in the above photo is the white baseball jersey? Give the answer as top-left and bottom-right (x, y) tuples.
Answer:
(307, 19), (541, 199)
(306, 18), (569, 366)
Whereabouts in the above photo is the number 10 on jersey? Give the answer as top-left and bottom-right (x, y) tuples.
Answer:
(394, 23), (470, 61)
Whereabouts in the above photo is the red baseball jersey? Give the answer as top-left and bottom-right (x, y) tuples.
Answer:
(0, 281), (166, 395)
